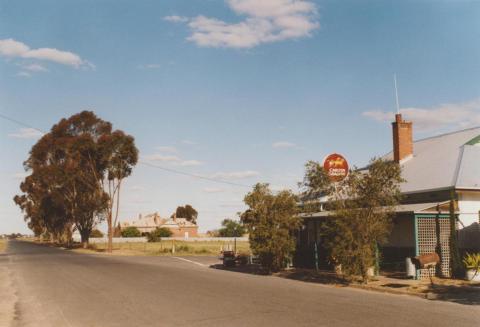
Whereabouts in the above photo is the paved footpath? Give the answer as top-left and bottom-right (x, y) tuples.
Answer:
(3, 240), (480, 327)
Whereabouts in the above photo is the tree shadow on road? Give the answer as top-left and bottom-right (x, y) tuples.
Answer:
(277, 269), (349, 285)
(210, 263), (271, 275)
(210, 264), (348, 285)
(426, 284), (480, 305)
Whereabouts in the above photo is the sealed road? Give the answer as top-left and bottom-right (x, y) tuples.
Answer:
(4, 240), (479, 327)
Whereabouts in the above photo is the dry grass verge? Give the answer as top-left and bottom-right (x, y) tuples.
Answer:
(72, 240), (251, 256)
(0, 239), (7, 253)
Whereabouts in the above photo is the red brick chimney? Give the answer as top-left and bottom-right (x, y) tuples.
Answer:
(392, 114), (413, 163)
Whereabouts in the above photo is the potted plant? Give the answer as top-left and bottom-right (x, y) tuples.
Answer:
(328, 256), (343, 276)
(463, 253), (480, 282)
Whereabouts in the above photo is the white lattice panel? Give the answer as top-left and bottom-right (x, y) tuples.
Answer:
(417, 216), (451, 279)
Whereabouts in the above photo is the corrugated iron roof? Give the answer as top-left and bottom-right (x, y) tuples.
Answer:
(455, 144), (480, 189)
(381, 127), (480, 193)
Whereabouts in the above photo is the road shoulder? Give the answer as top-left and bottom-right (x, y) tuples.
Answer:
(0, 240), (18, 327)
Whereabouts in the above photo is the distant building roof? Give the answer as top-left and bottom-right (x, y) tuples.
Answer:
(381, 127), (480, 193)
(162, 218), (197, 228)
(121, 212), (165, 228)
(121, 213), (197, 229)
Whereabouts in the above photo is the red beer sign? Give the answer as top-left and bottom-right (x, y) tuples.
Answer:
(323, 153), (349, 182)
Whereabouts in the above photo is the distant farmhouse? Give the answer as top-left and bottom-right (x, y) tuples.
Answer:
(298, 114), (480, 279)
(121, 212), (198, 238)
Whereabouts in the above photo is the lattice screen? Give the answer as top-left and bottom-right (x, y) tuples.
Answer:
(416, 216), (451, 279)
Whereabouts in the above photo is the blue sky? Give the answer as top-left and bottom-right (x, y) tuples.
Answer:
(1, 0), (479, 234)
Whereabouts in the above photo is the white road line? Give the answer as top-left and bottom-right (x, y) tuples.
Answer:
(171, 256), (208, 267)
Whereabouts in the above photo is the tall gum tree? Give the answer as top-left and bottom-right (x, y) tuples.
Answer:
(14, 111), (137, 249)
(98, 130), (138, 252)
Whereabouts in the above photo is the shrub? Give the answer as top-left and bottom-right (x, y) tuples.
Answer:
(241, 184), (300, 273)
(176, 244), (190, 252)
(218, 219), (246, 237)
(147, 227), (173, 242)
(121, 226), (141, 238)
(463, 253), (480, 271)
(90, 229), (104, 238)
(206, 230), (219, 237)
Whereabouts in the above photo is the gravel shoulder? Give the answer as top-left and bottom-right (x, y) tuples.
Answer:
(0, 240), (18, 327)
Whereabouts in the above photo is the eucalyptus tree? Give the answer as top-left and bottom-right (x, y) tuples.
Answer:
(99, 130), (138, 252)
(14, 111), (138, 249)
(174, 204), (198, 224)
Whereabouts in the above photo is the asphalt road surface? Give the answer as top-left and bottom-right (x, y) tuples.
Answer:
(3, 240), (480, 327)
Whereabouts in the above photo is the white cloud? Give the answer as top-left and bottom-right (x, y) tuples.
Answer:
(155, 146), (177, 153)
(182, 140), (197, 145)
(8, 128), (44, 139)
(130, 185), (145, 191)
(138, 63), (161, 69)
(0, 38), (92, 69)
(203, 187), (224, 193)
(16, 71), (31, 78)
(164, 15), (189, 23)
(143, 154), (181, 162)
(143, 153), (203, 167)
(211, 170), (260, 180)
(363, 98), (480, 132)
(180, 160), (203, 167)
(272, 141), (296, 148)
(0, 38), (29, 56)
(165, 0), (319, 49)
(22, 63), (48, 72)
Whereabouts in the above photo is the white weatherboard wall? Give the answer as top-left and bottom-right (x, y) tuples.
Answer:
(458, 191), (480, 227)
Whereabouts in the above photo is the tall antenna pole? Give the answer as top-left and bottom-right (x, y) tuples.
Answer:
(394, 73), (400, 114)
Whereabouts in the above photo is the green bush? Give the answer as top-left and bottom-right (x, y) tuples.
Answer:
(90, 229), (104, 238)
(147, 227), (173, 242)
(121, 226), (141, 238)
(218, 219), (246, 237)
(463, 253), (480, 271)
(176, 244), (190, 252)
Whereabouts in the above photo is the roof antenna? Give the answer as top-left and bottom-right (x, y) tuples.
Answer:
(394, 73), (400, 114)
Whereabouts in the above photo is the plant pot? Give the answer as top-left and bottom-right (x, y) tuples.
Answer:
(466, 269), (480, 282)
(334, 264), (342, 276)
(367, 266), (376, 277)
